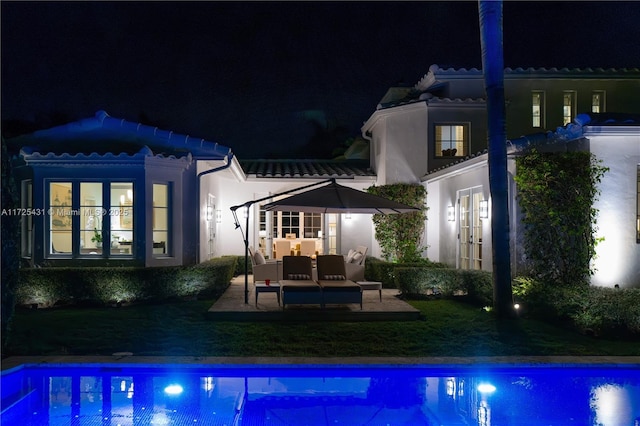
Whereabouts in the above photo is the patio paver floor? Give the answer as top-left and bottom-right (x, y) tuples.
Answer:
(207, 275), (421, 321)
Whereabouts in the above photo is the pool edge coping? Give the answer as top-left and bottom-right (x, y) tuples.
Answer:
(3, 355), (640, 374)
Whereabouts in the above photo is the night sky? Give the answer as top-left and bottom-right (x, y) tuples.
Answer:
(2, 1), (639, 159)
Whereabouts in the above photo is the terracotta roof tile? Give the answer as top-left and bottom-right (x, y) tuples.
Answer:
(240, 160), (374, 178)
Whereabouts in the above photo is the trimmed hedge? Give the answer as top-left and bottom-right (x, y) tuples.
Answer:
(394, 267), (493, 306)
(16, 257), (238, 308)
(365, 257), (450, 288)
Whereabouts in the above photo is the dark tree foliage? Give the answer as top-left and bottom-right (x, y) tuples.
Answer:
(1, 138), (21, 354)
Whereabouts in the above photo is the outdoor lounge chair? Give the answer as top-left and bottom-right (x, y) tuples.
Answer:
(316, 255), (363, 309)
(280, 255), (322, 310)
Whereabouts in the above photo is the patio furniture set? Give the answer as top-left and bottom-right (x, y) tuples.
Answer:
(254, 254), (382, 310)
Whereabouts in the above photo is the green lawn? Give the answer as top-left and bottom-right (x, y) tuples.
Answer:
(4, 298), (640, 358)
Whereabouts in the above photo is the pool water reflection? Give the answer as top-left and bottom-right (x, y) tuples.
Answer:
(1, 364), (639, 425)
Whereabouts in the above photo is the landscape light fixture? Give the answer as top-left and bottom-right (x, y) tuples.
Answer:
(447, 205), (455, 222)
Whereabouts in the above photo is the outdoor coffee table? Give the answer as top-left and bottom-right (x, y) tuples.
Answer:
(255, 281), (281, 306)
(357, 281), (383, 302)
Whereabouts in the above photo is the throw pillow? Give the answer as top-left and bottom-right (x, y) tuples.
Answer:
(323, 274), (346, 280)
(345, 249), (356, 263)
(351, 252), (363, 263)
(288, 273), (311, 280)
(254, 251), (266, 265)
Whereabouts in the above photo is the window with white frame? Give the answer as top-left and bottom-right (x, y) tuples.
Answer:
(592, 91), (605, 113)
(273, 211), (300, 238)
(47, 180), (135, 257)
(563, 91), (576, 125)
(152, 183), (170, 255)
(271, 211), (323, 240)
(435, 124), (468, 157)
(303, 212), (322, 238)
(532, 91), (544, 128)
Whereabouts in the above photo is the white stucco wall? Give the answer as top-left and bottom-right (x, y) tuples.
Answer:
(586, 127), (640, 288)
(365, 103), (428, 185)
(423, 157), (492, 270)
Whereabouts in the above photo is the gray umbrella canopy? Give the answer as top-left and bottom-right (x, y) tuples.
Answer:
(263, 180), (420, 214)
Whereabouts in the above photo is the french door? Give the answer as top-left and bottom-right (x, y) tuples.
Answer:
(458, 187), (484, 270)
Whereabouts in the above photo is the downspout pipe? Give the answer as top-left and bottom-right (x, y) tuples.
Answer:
(196, 152), (235, 263)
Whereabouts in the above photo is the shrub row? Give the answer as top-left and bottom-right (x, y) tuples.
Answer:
(394, 267), (493, 306)
(365, 257), (450, 288)
(513, 276), (640, 337)
(370, 258), (639, 337)
(15, 256), (239, 308)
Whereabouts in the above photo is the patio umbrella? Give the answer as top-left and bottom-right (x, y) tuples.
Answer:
(263, 180), (420, 214)
(232, 179), (419, 304)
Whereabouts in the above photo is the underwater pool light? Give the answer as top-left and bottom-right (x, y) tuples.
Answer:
(164, 384), (184, 395)
(477, 383), (496, 394)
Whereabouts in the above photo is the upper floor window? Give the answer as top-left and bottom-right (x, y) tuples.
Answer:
(435, 124), (468, 157)
(532, 91), (545, 128)
(592, 91), (606, 113)
(563, 91), (576, 125)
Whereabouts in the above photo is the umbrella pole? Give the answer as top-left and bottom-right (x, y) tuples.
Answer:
(244, 208), (250, 304)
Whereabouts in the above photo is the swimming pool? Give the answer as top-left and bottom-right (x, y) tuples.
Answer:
(1, 361), (639, 425)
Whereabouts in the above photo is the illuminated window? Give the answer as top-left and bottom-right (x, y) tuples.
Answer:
(304, 213), (322, 238)
(435, 124), (468, 157)
(532, 91), (544, 128)
(592, 91), (605, 113)
(277, 212), (300, 238)
(563, 91), (576, 125)
(153, 183), (170, 255)
(49, 182), (73, 254)
(82, 182), (104, 256)
(47, 181), (135, 257)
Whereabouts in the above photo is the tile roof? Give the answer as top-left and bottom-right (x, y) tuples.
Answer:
(380, 64), (640, 110)
(424, 64), (640, 79)
(9, 110), (232, 160)
(240, 160), (374, 178)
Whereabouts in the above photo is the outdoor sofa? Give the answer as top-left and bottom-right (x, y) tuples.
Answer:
(248, 246), (282, 283)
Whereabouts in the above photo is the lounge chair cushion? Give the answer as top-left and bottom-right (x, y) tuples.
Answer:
(281, 281), (322, 292)
(318, 280), (362, 292)
(288, 273), (311, 280)
(322, 274), (346, 280)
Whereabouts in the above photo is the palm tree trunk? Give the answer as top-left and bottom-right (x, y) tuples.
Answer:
(478, 0), (515, 318)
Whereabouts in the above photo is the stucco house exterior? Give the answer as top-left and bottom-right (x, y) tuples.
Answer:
(9, 110), (234, 267)
(7, 65), (639, 287)
(362, 65), (640, 288)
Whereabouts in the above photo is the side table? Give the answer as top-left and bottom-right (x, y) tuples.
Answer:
(255, 282), (281, 306)
(357, 281), (383, 302)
